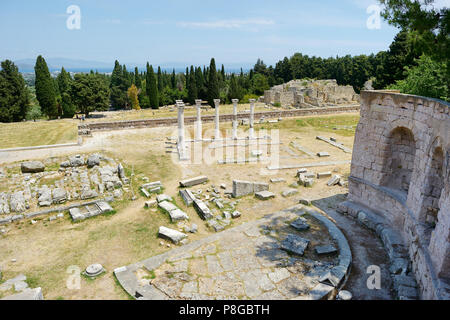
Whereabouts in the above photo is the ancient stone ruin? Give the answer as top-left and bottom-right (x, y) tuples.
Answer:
(339, 90), (449, 300)
(264, 79), (359, 108)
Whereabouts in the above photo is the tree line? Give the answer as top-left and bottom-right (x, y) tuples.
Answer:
(0, 0), (448, 123)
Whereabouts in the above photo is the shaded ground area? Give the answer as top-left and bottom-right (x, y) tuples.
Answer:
(313, 194), (394, 300)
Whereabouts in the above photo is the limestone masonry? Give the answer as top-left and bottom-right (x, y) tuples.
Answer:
(340, 90), (449, 300)
(264, 79), (359, 108)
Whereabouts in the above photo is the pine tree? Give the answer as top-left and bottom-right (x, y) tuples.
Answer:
(34, 55), (58, 118)
(146, 64), (159, 109)
(207, 58), (219, 107)
(0, 60), (30, 122)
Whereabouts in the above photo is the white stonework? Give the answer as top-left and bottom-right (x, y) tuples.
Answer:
(232, 99), (239, 140)
(214, 99), (221, 140)
(343, 90), (450, 300)
(249, 99), (256, 139)
(195, 99), (202, 141)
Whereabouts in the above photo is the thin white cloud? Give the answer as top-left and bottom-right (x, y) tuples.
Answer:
(103, 19), (121, 25)
(177, 18), (275, 29)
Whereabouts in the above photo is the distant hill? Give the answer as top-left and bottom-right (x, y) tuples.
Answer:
(14, 57), (252, 74)
(14, 58), (114, 73)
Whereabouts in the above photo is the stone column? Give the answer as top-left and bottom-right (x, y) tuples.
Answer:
(232, 99), (239, 140)
(195, 99), (202, 141)
(214, 99), (221, 140)
(249, 99), (256, 139)
(177, 101), (185, 151)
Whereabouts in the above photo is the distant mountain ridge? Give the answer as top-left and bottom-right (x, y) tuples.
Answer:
(13, 57), (252, 73)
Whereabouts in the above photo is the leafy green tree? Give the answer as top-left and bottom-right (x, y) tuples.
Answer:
(146, 64), (159, 109)
(374, 30), (417, 89)
(71, 73), (110, 117)
(127, 84), (141, 110)
(207, 58), (219, 106)
(0, 60), (30, 122)
(251, 73), (269, 95)
(34, 55), (58, 118)
(254, 59), (268, 76)
(389, 55), (448, 101)
(26, 104), (42, 122)
(380, 0), (449, 63)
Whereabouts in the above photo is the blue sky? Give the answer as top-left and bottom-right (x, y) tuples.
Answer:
(0, 0), (432, 68)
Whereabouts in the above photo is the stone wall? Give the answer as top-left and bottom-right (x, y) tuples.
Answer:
(345, 90), (450, 299)
(79, 105), (360, 134)
(264, 79), (359, 107)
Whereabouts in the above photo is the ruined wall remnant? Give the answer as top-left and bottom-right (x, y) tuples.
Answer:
(342, 90), (450, 300)
(264, 79), (359, 108)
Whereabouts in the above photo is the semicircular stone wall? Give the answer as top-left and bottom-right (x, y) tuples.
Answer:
(346, 90), (449, 300)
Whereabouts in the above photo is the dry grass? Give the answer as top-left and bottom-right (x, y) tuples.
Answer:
(0, 111), (359, 300)
(85, 102), (277, 123)
(0, 120), (78, 149)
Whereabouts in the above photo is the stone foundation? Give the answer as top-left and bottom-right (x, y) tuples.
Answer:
(342, 90), (450, 300)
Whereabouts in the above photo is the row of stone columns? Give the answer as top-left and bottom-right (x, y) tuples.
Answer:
(177, 98), (257, 146)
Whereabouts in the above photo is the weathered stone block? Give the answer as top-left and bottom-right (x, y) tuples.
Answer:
(179, 176), (208, 188)
(21, 161), (45, 173)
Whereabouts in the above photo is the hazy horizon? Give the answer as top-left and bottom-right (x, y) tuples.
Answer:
(1, 0), (404, 68)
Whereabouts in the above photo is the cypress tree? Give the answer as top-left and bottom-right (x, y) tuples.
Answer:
(195, 67), (205, 100)
(171, 69), (176, 89)
(157, 67), (162, 90)
(147, 64), (159, 109)
(34, 55), (58, 119)
(185, 67), (189, 91)
(0, 60), (30, 122)
(228, 73), (242, 101)
(56, 67), (76, 118)
(109, 61), (129, 109)
(57, 67), (71, 93)
(187, 66), (198, 104)
(134, 67), (141, 88)
(207, 58), (219, 107)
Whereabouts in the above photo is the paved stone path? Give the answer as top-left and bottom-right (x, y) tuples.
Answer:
(115, 205), (352, 300)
